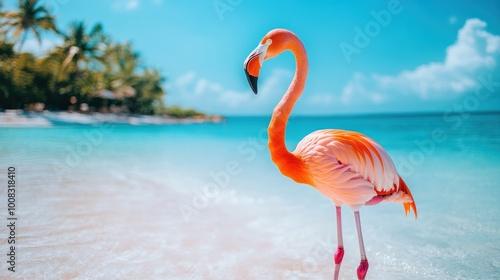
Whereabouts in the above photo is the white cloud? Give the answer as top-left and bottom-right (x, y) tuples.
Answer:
(113, 0), (139, 10)
(306, 92), (336, 105)
(340, 18), (500, 105)
(112, 0), (162, 11)
(259, 69), (291, 100)
(175, 71), (196, 88)
(170, 69), (292, 114)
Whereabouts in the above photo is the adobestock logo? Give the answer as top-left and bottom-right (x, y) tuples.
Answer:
(340, 0), (407, 64)
(213, 0), (244, 22)
(44, 0), (70, 15)
(48, 123), (115, 183)
(396, 74), (499, 178)
(179, 127), (268, 223)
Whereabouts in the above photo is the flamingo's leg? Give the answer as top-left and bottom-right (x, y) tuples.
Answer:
(354, 211), (369, 280)
(334, 206), (344, 280)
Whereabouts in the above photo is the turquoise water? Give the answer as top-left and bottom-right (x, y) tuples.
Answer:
(1, 113), (499, 279)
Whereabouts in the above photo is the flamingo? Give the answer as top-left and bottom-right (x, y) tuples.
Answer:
(243, 29), (417, 280)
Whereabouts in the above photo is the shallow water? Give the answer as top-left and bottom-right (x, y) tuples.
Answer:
(1, 113), (499, 279)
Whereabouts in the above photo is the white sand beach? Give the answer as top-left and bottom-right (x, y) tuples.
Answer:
(0, 110), (224, 127)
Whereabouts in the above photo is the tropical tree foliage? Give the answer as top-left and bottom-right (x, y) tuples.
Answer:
(0, 42), (56, 108)
(0, 0), (57, 50)
(57, 21), (105, 71)
(0, 0), (202, 117)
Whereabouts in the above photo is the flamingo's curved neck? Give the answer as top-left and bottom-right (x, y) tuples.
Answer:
(268, 33), (310, 185)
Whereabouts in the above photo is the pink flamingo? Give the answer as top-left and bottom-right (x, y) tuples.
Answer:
(243, 29), (417, 280)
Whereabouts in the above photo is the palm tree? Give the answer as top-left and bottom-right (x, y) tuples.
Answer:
(0, 0), (6, 39)
(134, 68), (165, 114)
(59, 21), (105, 71)
(99, 42), (166, 114)
(102, 42), (140, 96)
(0, 0), (57, 51)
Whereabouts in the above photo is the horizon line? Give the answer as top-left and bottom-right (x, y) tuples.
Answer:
(222, 110), (500, 118)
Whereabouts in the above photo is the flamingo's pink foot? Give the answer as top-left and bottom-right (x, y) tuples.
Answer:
(333, 246), (344, 280)
(357, 259), (369, 280)
(334, 246), (344, 264)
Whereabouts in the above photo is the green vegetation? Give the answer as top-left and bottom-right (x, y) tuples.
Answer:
(0, 0), (56, 50)
(0, 0), (205, 117)
(163, 105), (206, 119)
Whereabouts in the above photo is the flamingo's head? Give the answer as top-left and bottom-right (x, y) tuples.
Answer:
(244, 29), (290, 94)
(243, 38), (271, 94)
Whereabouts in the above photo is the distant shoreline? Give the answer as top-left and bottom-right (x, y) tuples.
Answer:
(0, 109), (225, 127)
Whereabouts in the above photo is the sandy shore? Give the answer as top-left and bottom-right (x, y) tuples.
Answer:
(0, 109), (224, 127)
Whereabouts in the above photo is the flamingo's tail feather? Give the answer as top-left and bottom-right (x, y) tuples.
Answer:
(399, 177), (417, 219)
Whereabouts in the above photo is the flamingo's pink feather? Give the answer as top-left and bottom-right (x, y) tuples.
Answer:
(294, 129), (417, 217)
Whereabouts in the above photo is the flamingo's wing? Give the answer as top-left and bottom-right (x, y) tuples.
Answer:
(294, 130), (415, 213)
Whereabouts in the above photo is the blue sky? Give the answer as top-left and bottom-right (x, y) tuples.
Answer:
(7, 0), (500, 115)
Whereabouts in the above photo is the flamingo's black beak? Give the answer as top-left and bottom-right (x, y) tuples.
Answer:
(244, 38), (273, 95)
(244, 69), (258, 94)
(244, 51), (262, 94)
